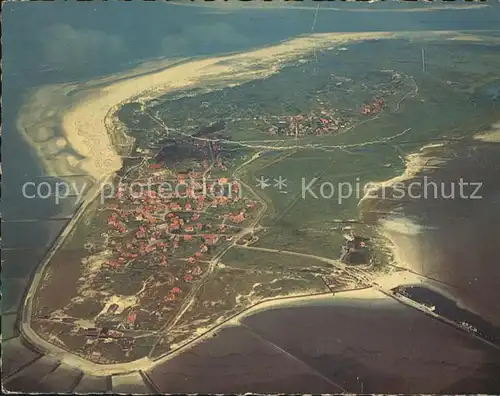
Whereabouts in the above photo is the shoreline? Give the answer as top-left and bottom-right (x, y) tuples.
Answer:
(17, 31), (400, 183)
(16, 29), (496, 183)
(16, 31), (400, 375)
(474, 121), (500, 143)
(168, 1), (491, 13)
(358, 121), (500, 324)
(15, 30), (500, 373)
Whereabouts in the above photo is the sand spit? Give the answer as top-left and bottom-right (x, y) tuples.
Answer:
(17, 30), (486, 184)
(357, 143), (458, 289)
(358, 116), (500, 324)
(475, 121), (500, 143)
(16, 32), (390, 182)
(358, 142), (448, 208)
(26, 31), (482, 183)
(16, 30), (498, 374)
(360, 118), (500, 203)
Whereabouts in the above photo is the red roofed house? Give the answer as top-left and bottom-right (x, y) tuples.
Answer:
(204, 234), (218, 246)
(127, 311), (137, 324)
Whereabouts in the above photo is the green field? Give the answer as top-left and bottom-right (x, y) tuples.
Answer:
(31, 34), (500, 363)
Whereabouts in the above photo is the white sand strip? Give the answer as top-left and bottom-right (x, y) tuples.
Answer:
(17, 30), (494, 185)
(17, 32), (398, 183)
(475, 121), (500, 143)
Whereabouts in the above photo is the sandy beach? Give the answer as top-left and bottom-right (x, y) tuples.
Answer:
(14, 31), (401, 375)
(17, 32), (399, 184)
(12, 28), (500, 377)
(146, 287), (500, 393)
(4, 0), (500, 388)
(17, 29), (493, 184)
(475, 121), (500, 143)
(358, 123), (500, 326)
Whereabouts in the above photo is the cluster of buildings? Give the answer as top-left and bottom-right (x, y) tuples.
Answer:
(267, 109), (349, 137)
(361, 97), (385, 115)
(101, 166), (257, 296)
(74, 131), (260, 345)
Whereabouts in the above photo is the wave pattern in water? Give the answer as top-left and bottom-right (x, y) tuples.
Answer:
(359, 137), (500, 327)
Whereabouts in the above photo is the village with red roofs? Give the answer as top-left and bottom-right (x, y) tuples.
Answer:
(30, 62), (413, 364)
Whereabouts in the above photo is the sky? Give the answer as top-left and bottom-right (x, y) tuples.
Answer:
(3, 1), (499, 85)
(2, 0), (499, 180)
(1, 0), (499, 229)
